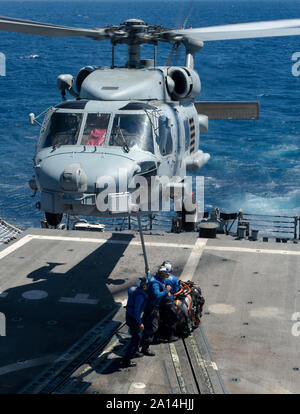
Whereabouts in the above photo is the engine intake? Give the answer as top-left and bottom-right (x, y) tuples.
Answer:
(167, 67), (201, 100)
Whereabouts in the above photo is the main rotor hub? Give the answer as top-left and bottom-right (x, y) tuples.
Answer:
(122, 19), (147, 31)
(105, 19), (169, 46)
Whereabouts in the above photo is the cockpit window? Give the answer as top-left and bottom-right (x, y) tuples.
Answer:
(41, 112), (82, 148)
(109, 114), (154, 153)
(81, 113), (110, 146)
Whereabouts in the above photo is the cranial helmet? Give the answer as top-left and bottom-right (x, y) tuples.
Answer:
(157, 266), (169, 278)
(138, 277), (148, 289)
(162, 261), (172, 273)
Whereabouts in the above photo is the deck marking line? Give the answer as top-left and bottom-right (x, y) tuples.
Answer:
(211, 362), (219, 371)
(180, 238), (207, 282)
(0, 235), (33, 260)
(189, 335), (214, 393)
(198, 325), (227, 394)
(169, 342), (187, 394)
(75, 338), (120, 380)
(205, 245), (300, 256)
(29, 235), (195, 249)
(1, 234), (298, 270)
(59, 294), (99, 305)
(0, 354), (57, 376)
(0, 233), (194, 265)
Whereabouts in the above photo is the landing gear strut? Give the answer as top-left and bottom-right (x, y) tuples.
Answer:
(181, 196), (197, 232)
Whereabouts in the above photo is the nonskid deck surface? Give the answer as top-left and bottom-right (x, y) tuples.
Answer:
(0, 228), (299, 394)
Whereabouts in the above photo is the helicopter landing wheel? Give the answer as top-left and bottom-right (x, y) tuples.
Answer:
(45, 212), (63, 227)
(181, 196), (198, 232)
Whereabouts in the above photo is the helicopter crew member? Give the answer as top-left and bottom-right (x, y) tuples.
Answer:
(140, 268), (172, 356)
(121, 277), (149, 368)
(159, 261), (180, 342)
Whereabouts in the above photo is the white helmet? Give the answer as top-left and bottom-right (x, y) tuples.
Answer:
(157, 266), (169, 278)
(162, 261), (172, 273)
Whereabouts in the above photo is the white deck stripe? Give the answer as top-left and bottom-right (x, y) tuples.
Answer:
(0, 234), (195, 256)
(0, 235), (33, 260)
(0, 234), (299, 263)
(205, 245), (300, 256)
(29, 234), (195, 249)
(59, 293), (99, 305)
(180, 238), (208, 282)
(0, 354), (57, 376)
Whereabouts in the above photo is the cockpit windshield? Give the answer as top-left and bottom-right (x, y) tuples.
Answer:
(41, 112), (82, 148)
(81, 113), (110, 146)
(109, 114), (154, 153)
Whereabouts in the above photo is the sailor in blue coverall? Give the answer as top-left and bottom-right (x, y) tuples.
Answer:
(159, 261), (180, 342)
(140, 268), (171, 356)
(121, 277), (149, 367)
(163, 261), (180, 295)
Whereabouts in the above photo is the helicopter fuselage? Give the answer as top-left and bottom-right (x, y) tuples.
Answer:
(32, 66), (210, 220)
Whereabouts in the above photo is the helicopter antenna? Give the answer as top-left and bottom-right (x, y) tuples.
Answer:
(176, 0), (196, 66)
(182, 0), (195, 30)
(166, 0), (195, 66)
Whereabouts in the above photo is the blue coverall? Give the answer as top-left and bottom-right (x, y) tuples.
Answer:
(124, 286), (148, 362)
(160, 273), (180, 338)
(165, 273), (180, 298)
(141, 275), (170, 350)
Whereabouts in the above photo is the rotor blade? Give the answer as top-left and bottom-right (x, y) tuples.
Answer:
(0, 16), (107, 40)
(164, 19), (300, 42)
(174, 43), (183, 65)
(195, 101), (259, 120)
(166, 42), (180, 66)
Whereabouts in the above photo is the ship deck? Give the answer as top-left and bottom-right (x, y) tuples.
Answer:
(0, 228), (299, 394)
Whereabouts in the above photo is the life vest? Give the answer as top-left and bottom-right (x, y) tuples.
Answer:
(148, 276), (168, 306)
(165, 273), (179, 294)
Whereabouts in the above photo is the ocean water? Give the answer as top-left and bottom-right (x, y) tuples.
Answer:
(0, 0), (299, 228)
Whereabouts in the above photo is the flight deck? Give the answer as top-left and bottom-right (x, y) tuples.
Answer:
(0, 228), (299, 394)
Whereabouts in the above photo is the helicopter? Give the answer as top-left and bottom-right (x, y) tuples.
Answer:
(1, 16), (300, 230)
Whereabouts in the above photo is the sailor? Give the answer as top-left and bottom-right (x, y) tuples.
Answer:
(121, 277), (149, 368)
(140, 268), (171, 356)
(162, 261), (180, 295)
(159, 261), (180, 342)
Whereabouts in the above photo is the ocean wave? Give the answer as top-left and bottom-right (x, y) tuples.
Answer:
(19, 55), (40, 60)
(225, 190), (300, 216)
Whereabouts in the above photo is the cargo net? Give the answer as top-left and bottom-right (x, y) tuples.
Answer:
(0, 218), (22, 244)
(158, 280), (205, 339)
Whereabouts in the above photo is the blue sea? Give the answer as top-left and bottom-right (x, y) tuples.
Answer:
(0, 0), (299, 228)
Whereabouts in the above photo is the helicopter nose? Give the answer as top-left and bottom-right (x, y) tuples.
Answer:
(36, 149), (159, 216)
(36, 151), (144, 194)
(60, 163), (88, 192)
